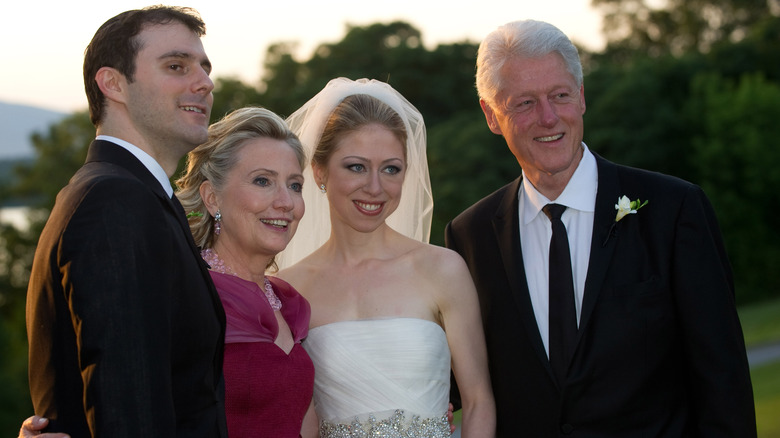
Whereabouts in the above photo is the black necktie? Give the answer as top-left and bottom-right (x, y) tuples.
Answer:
(543, 203), (578, 385)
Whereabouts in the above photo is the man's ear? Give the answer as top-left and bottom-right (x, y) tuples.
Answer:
(480, 99), (503, 135)
(200, 180), (219, 216)
(94, 66), (127, 104)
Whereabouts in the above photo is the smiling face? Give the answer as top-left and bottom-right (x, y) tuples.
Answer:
(315, 124), (406, 233)
(204, 137), (305, 263)
(123, 22), (214, 158)
(481, 52), (586, 198)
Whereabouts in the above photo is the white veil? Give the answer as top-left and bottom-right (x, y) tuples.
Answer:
(276, 78), (433, 270)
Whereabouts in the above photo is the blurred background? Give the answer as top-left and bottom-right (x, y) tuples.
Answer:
(1, 0), (779, 435)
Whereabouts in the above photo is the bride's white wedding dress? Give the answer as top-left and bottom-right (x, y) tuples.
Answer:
(304, 317), (452, 437)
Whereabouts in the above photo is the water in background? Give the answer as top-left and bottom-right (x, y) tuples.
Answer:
(0, 206), (31, 231)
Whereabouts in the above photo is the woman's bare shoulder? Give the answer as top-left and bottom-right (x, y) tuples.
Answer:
(412, 242), (469, 274)
(276, 253), (329, 292)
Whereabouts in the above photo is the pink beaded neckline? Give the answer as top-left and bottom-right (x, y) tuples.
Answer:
(201, 248), (282, 311)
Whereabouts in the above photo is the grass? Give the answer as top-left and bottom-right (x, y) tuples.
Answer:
(739, 296), (780, 438)
(739, 296), (780, 348)
(752, 361), (780, 438)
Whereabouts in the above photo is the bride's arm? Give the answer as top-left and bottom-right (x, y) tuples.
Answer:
(435, 249), (496, 438)
(300, 398), (319, 438)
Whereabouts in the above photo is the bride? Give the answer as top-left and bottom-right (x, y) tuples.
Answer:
(276, 78), (495, 437)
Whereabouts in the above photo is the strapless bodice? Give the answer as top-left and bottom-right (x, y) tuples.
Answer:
(304, 318), (451, 437)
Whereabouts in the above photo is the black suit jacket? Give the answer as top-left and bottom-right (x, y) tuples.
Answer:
(446, 153), (756, 437)
(26, 140), (228, 437)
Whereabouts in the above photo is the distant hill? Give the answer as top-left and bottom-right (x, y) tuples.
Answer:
(0, 101), (68, 159)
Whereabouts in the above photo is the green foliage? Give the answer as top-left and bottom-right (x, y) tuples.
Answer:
(584, 54), (704, 181)
(211, 77), (264, 122)
(259, 22), (480, 125)
(427, 109), (518, 246)
(739, 297), (780, 348)
(687, 72), (780, 302)
(583, 15), (780, 304)
(740, 297), (780, 437)
(3, 8), (780, 433)
(261, 22), (431, 117)
(593, 0), (774, 55)
(751, 360), (780, 437)
(8, 112), (92, 208)
(0, 112), (94, 432)
(0, 269), (34, 431)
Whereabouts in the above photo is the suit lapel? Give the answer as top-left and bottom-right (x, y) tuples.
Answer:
(87, 140), (226, 329)
(88, 141), (198, 255)
(86, 140), (167, 195)
(578, 154), (620, 337)
(492, 177), (556, 378)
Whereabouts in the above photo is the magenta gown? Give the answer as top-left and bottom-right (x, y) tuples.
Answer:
(210, 272), (314, 438)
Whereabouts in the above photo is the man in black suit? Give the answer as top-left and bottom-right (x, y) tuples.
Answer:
(445, 19), (756, 437)
(25, 6), (227, 437)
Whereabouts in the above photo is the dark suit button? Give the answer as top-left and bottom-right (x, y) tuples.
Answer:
(561, 423), (574, 434)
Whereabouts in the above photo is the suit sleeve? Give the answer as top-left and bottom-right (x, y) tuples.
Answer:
(673, 185), (756, 436)
(61, 180), (179, 436)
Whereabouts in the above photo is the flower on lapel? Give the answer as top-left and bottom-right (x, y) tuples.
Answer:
(615, 196), (648, 222)
(186, 211), (204, 219)
(602, 196), (648, 247)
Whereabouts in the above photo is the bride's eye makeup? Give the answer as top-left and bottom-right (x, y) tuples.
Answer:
(382, 164), (403, 175)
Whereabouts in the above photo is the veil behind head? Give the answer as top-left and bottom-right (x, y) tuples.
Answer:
(275, 78), (433, 270)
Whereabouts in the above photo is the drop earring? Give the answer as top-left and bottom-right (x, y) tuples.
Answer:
(319, 184), (327, 194)
(214, 210), (222, 235)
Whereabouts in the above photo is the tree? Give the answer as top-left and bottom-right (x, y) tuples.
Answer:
(593, 0), (776, 56)
(426, 109), (519, 246)
(0, 112), (94, 429)
(259, 21), (480, 125)
(0, 221), (40, 428)
(9, 112), (93, 208)
(583, 13), (780, 303)
(211, 77), (264, 121)
(584, 52), (705, 182)
(261, 22), (430, 117)
(687, 72), (780, 302)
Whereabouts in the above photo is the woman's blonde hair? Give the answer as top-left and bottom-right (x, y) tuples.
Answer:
(175, 106), (305, 269)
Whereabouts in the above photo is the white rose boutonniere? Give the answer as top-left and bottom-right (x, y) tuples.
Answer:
(603, 196), (649, 246)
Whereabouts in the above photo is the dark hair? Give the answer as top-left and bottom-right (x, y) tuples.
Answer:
(83, 5), (206, 126)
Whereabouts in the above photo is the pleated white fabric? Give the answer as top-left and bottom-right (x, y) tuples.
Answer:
(304, 318), (450, 428)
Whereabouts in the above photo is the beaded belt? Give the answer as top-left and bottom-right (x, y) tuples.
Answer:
(319, 409), (450, 438)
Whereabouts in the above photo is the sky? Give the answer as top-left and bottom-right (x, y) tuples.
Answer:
(1, 0), (604, 113)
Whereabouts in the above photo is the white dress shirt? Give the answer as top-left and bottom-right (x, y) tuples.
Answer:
(518, 144), (598, 357)
(96, 135), (174, 198)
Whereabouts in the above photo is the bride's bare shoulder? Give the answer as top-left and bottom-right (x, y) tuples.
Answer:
(276, 253), (329, 291)
(410, 242), (469, 278)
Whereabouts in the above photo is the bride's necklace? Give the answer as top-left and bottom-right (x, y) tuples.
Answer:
(201, 248), (282, 311)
